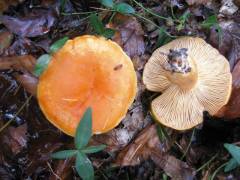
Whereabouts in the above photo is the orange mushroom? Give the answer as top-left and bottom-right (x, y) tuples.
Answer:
(37, 35), (137, 136)
(143, 37), (232, 130)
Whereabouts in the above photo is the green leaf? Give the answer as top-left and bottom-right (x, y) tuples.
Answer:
(75, 107), (92, 150)
(90, 14), (105, 35)
(156, 124), (167, 141)
(176, 12), (190, 31)
(99, 0), (114, 8)
(179, 11), (190, 22)
(201, 15), (218, 29)
(224, 143), (240, 164)
(114, 3), (135, 15)
(162, 173), (168, 180)
(75, 152), (94, 180)
(50, 37), (69, 54)
(33, 54), (51, 77)
(51, 150), (77, 159)
(224, 158), (239, 172)
(102, 28), (115, 39)
(155, 28), (173, 48)
(81, 145), (106, 154)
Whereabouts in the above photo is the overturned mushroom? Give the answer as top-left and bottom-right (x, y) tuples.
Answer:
(37, 35), (137, 136)
(143, 37), (232, 130)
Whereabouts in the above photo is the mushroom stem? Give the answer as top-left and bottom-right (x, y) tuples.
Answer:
(164, 48), (198, 91)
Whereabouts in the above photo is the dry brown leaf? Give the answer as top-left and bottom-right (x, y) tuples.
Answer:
(151, 152), (195, 180)
(210, 21), (240, 71)
(116, 124), (160, 166)
(109, 14), (145, 58)
(116, 124), (195, 179)
(211, 21), (240, 118)
(0, 8), (57, 37)
(219, 0), (238, 16)
(0, 55), (36, 72)
(0, 30), (13, 54)
(25, 135), (63, 176)
(0, 55), (38, 95)
(216, 59), (240, 118)
(1, 123), (27, 155)
(49, 158), (74, 180)
(91, 110), (151, 152)
(15, 72), (38, 96)
(2, 37), (40, 56)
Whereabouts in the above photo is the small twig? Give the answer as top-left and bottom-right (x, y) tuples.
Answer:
(181, 128), (196, 160)
(0, 95), (33, 133)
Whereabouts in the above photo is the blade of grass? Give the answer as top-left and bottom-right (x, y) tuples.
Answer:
(181, 128), (195, 160)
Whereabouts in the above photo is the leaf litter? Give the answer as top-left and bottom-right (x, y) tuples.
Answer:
(0, 0), (240, 179)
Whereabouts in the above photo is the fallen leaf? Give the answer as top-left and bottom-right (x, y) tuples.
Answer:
(1, 124), (28, 155)
(0, 8), (57, 37)
(2, 37), (40, 56)
(132, 54), (150, 71)
(0, 55), (38, 95)
(25, 135), (63, 176)
(109, 14), (145, 58)
(116, 124), (195, 179)
(209, 21), (240, 70)
(49, 158), (74, 180)
(216, 59), (240, 118)
(14, 72), (38, 96)
(219, 0), (238, 16)
(151, 152), (195, 180)
(0, 30), (13, 54)
(0, 55), (36, 72)
(116, 124), (161, 166)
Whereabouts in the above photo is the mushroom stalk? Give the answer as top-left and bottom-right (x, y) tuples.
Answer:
(163, 48), (198, 91)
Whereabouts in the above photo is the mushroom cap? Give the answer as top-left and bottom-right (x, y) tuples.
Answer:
(37, 35), (137, 136)
(143, 37), (232, 130)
